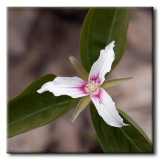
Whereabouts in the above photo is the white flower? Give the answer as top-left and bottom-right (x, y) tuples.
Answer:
(37, 41), (129, 127)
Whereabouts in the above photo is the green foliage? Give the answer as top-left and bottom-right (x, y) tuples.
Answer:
(90, 104), (152, 153)
(71, 95), (91, 123)
(101, 77), (132, 89)
(8, 74), (79, 137)
(80, 8), (130, 74)
(68, 54), (89, 81)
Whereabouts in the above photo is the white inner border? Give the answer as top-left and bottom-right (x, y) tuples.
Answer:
(0, 0), (159, 159)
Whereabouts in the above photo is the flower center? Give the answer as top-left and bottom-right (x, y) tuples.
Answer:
(85, 81), (99, 94)
(88, 83), (97, 92)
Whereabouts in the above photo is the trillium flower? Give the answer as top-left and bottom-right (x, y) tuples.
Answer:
(37, 41), (131, 127)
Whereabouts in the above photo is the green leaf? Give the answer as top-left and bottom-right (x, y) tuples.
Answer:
(71, 95), (91, 123)
(101, 77), (132, 89)
(90, 104), (152, 153)
(68, 54), (89, 81)
(8, 74), (79, 138)
(80, 8), (130, 74)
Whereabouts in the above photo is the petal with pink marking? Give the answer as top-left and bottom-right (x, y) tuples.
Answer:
(89, 41), (115, 85)
(90, 88), (128, 127)
(37, 76), (89, 98)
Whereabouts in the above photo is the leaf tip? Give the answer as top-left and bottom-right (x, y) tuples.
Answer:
(70, 118), (75, 123)
(67, 54), (72, 57)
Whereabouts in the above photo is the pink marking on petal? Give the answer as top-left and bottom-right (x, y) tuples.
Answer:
(97, 78), (102, 85)
(91, 88), (105, 105)
(90, 73), (103, 86)
(91, 88), (103, 100)
(71, 81), (89, 95)
(90, 74), (99, 81)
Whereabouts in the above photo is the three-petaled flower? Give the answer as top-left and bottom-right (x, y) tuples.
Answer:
(37, 41), (130, 127)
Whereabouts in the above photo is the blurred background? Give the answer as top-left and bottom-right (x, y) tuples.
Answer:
(8, 7), (152, 153)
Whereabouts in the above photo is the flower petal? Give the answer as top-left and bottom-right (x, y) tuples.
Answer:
(90, 88), (128, 127)
(37, 76), (89, 98)
(89, 41), (115, 85)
